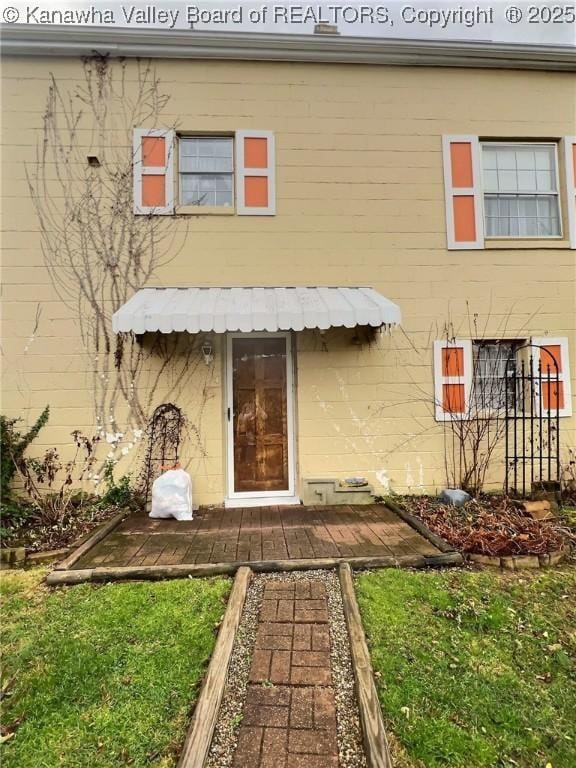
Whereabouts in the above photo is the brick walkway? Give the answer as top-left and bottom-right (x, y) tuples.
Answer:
(73, 504), (441, 569)
(233, 580), (339, 768)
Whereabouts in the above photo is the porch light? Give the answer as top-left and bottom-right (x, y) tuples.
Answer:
(201, 340), (214, 365)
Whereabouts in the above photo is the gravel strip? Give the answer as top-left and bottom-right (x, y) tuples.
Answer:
(206, 568), (368, 768)
(205, 575), (264, 768)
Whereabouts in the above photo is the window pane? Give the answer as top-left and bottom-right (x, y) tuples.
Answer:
(498, 170), (518, 192)
(484, 197), (498, 217)
(483, 169), (498, 190)
(537, 197), (554, 217)
(484, 193), (560, 237)
(497, 196), (511, 217)
(536, 170), (555, 192)
(534, 148), (554, 170)
(497, 149), (517, 170)
(516, 150), (535, 170)
(180, 173), (234, 206)
(519, 197), (537, 217)
(482, 144), (557, 194)
(473, 342), (520, 411)
(179, 137), (233, 173)
(517, 169), (536, 192)
(538, 217), (560, 237)
(483, 148), (498, 170)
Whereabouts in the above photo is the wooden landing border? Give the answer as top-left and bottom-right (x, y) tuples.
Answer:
(54, 510), (129, 571)
(177, 566), (252, 768)
(45, 551), (463, 585)
(339, 562), (392, 768)
(384, 499), (456, 554)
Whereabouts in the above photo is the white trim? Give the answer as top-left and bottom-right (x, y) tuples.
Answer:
(433, 339), (473, 421)
(225, 331), (296, 501)
(133, 128), (175, 215)
(224, 495), (301, 508)
(564, 136), (576, 248)
(177, 134), (235, 210)
(531, 336), (572, 417)
(3, 27), (576, 71)
(442, 135), (484, 250)
(235, 130), (276, 216)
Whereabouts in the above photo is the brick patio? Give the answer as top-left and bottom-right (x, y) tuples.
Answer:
(72, 504), (442, 570)
(233, 580), (339, 768)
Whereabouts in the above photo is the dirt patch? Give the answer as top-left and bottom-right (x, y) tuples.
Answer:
(1, 504), (124, 553)
(400, 495), (573, 557)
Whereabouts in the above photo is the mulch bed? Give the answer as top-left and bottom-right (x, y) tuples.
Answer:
(1, 504), (124, 553)
(401, 495), (574, 557)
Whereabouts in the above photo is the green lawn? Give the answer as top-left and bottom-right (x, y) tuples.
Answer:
(356, 567), (576, 768)
(1, 568), (230, 768)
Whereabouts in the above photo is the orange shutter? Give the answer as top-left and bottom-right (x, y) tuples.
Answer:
(236, 130), (276, 215)
(565, 137), (576, 248)
(442, 136), (484, 249)
(433, 340), (473, 421)
(133, 128), (174, 215)
(532, 337), (572, 417)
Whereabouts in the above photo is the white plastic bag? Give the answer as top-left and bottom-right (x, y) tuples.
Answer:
(150, 468), (193, 521)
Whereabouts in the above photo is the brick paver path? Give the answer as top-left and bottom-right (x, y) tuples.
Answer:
(233, 579), (339, 768)
(74, 504), (440, 569)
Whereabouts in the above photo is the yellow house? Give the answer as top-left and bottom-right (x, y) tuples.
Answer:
(1, 26), (575, 507)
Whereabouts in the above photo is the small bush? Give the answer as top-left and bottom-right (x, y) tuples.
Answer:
(99, 460), (134, 508)
(1, 406), (49, 504)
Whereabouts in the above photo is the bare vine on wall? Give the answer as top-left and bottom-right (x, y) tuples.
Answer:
(374, 303), (542, 494)
(26, 56), (212, 476)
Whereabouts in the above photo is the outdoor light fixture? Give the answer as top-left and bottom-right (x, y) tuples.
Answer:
(201, 340), (214, 365)
(87, 156), (101, 168)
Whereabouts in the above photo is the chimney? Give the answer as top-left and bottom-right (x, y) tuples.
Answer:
(313, 23), (340, 35)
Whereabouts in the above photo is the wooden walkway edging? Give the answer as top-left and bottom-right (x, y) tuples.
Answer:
(54, 510), (129, 571)
(178, 566), (252, 768)
(384, 499), (456, 554)
(339, 562), (392, 768)
(45, 551), (463, 586)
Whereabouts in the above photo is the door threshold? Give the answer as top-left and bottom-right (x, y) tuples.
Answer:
(224, 496), (301, 508)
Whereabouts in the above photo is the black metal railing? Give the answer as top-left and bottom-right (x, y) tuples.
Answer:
(504, 344), (561, 497)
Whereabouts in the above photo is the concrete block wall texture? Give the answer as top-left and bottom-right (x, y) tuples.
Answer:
(1, 55), (575, 503)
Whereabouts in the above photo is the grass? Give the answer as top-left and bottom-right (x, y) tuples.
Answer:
(0, 568), (230, 768)
(356, 566), (576, 768)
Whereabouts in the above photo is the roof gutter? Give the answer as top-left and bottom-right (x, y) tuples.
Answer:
(1, 25), (575, 71)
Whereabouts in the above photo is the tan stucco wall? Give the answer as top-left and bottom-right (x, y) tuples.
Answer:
(2, 56), (575, 502)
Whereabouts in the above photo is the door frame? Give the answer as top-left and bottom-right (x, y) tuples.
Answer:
(225, 331), (297, 502)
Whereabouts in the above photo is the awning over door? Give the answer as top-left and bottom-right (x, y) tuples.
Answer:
(112, 286), (401, 334)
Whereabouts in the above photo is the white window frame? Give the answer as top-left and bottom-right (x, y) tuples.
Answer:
(177, 135), (235, 209)
(564, 136), (576, 248)
(480, 141), (562, 239)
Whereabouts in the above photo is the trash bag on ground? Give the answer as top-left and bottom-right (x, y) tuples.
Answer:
(150, 468), (193, 521)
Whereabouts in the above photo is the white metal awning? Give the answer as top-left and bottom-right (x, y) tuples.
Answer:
(112, 287), (401, 334)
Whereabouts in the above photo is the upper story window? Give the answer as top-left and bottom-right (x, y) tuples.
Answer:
(481, 143), (561, 237)
(179, 137), (234, 207)
(442, 135), (575, 250)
